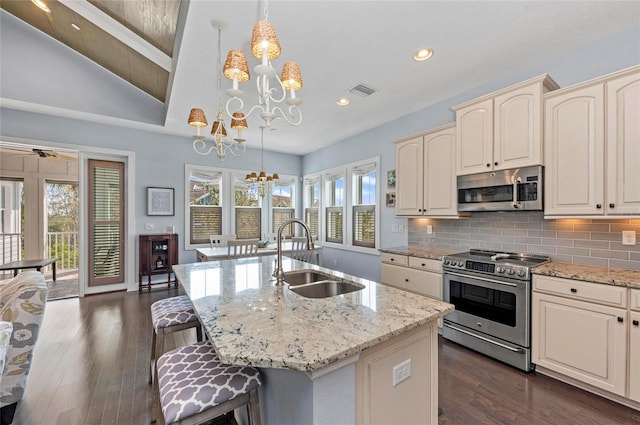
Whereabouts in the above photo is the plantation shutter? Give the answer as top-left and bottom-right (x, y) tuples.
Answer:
(190, 206), (222, 244)
(353, 205), (375, 248)
(88, 160), (124, 286)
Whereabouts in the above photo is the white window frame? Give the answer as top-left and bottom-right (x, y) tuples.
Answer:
(315, 156), (380, 254)
(303, 173), (321, 241)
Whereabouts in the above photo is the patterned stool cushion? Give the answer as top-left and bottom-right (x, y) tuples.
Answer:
(157, 340), (261, 424)
(151, 295), (199, 331)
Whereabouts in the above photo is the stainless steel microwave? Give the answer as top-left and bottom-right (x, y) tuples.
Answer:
(457, 166), (543, 212)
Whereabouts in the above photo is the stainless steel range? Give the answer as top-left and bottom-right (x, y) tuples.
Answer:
(442, 249), (550, 371)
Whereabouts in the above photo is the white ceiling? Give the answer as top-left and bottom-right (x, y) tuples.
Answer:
(5, 1), (640, 155)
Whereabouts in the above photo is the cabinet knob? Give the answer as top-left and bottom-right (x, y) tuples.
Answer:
(570, 288), (577, 293)
(494, 162), (498, 166)
(405, 278), (409, 282)
(390, 258), (394, 261)
(609, 203), (615, 208)
(633, 320), (639, 326)
(617, 317), (624, 323)
(421, 263), (426, 267)
(486, 163), (491, 167)
(596, 204), (602, 209)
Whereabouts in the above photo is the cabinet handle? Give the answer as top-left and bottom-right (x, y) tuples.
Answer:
(633, 320), (639, 326)
(570, 288), (577, 293)
(617, 317), (624, 323)
(609, 203), (615, 208)
(494, 162), (498, 166)
(596, 204), (602, 209)
(486, 163), (491, 167)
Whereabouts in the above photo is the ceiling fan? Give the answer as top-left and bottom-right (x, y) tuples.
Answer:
(0, 146), (77, 162)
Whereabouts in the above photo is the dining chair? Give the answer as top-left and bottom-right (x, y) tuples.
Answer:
(227, 239), (260, 258)
(210, 234), (235, 249)
(289, 236), (315, 263)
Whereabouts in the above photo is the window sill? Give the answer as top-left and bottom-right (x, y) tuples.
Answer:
(319, 241), (380, 256)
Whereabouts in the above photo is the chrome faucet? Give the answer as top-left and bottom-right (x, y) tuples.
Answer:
(274, 218), (314, 286)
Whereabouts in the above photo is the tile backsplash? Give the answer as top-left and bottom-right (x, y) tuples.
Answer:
(408, 212), (640, 271)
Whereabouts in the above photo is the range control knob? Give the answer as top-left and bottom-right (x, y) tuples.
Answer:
(517, 269), (526, 277)
(507, 268), (515, 275)
(458, 261), (465, 267)
(444, 259), (450, 265)
(496, 267), (505, 273)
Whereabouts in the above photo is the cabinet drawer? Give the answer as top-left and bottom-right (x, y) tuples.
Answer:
(381, 264), (441, 299)
(631, 289), (640, 312)
(381, 253), (408, 267)
(408, 257), (441, 273)
(533, 275), (627, 308)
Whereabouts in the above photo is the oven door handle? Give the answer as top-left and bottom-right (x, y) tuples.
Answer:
(513, 177), (521, 209)
(444, 271), (518, 287)
(444, 323), (526, 354)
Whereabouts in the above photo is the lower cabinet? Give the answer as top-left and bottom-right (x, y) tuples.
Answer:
(380, 253), (442, 300)
(630, 289), (640, 403)
(356, 324), (438, 425)
(532, 275), (636, 405)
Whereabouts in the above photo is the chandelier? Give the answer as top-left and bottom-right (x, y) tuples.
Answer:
(246, 126), (279, 197)
(222, 0), (303, 128)
(187, 22), (246, 161)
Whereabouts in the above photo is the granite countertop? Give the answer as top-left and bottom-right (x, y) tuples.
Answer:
(379, 246), (457, 260)
(173, 256), (454, 373)
(533, 262), (640, 289)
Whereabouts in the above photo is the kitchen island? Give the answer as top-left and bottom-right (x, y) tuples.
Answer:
(173, 256), (453, 425)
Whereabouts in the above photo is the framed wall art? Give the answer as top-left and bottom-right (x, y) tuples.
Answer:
(386, 192), (396, 207)
(387, 170), (396, 188)
(147, 187), (175, 216)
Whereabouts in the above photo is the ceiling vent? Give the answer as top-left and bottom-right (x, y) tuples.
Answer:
(348, 84), (377, 98)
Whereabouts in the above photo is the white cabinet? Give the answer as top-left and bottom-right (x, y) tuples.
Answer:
(545, 66), (640, 217)
(380, 253), (442, 300)
(532, 275), (635, 402)
(395, 124), (458, 217)
(630, 289), (640, 403)
(454, 75), (558, 176)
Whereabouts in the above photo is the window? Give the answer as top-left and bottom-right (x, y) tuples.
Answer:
(310, 157), (379, 252)
(272, 178), (295, 238)
(352, 163), (376, 248)
(189, 169), (222, 245)
(234, 176), (261, 239)
(325, 172), (344, 244)
(303, 176), (320, 239)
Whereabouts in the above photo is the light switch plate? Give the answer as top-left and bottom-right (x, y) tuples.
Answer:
(622, 230), (636, 245)
(427, 225), (433, 234)
(145, 222), (154, 230)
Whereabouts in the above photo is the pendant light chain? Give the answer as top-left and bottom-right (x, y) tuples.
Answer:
(216, 26), (223, 113)
(263, 0), (269, 20)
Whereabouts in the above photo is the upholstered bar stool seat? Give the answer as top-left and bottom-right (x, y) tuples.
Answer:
(149, 295), (203, 384)
(156, 340), (262, 425)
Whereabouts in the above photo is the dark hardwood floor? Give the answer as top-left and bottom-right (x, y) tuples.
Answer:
(9, 289), (640, 425)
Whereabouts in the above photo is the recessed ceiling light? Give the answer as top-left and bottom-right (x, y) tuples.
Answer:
(31, 0), (51, 13)
(413, 48), (433, 62)
(336, 97), (350, 106)
(71, 23), (80, 31)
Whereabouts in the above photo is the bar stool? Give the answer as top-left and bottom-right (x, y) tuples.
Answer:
(149, 295), (203, 384)
(155, 340), (262, 425)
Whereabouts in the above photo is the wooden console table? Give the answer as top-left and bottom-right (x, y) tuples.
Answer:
(0, 259), (57, 281)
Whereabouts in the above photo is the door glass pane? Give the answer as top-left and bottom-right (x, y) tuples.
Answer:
(46, 182), (79, 271)
(88, 160), (124, 286)
(0, 180), (23, 268)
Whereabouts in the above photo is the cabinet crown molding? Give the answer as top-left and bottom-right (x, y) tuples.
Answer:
(452, 73), (559, 111)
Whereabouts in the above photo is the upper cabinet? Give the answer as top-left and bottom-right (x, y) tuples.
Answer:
(395, 124), (458, 217)
(545, 66), (640, 217)
(454, 75), (559, 176)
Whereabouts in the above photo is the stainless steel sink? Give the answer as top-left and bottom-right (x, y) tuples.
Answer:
(284, 271), (365, 298)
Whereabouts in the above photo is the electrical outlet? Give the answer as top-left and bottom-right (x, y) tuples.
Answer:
(622, 231), (636, 246)
(145, 223), (154, 230)
(392, 224), (399, 233)
(427, 225), (433, 234)
(333, 259), (339, 267)
(398, 225), (405, 233)
(393, 359), (411, 386)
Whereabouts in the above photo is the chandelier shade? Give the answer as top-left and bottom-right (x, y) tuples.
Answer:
(251, 20), (281, 61)
(281, 61), (303, 91)
(230, 112), (248, 130)
(223, 50), (250, 82)
(211, 120), (227, 137)
(188, 108), (208, 128)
